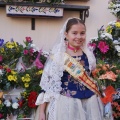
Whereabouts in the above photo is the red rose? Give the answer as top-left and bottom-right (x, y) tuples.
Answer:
(0, 65), (3, 69)
(6, 68), (11, 73)
(28, 91), (38, 108)
(18, 100), (24, 108)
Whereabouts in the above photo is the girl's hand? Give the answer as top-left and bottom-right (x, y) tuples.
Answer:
(39, 112), (46, 120)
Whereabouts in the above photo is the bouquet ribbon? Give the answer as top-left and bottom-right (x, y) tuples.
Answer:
(0, 92), (3, 99)
(101, 86), (116, 104)
(64, 53), (101, 96)
(0, 92), (3, 104)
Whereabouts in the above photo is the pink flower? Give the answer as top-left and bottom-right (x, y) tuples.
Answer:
(29, 48), (34, 55)
(0, 113), (3, 118)
(25, 37), (32, 43)
(88, 43), (96, 51)
(34, 58), (43, 69)
(0, 55), (3, 62)
(98, 41), (109, 54)
(24, 49), (29, 55)
(99, 71), (117, 81)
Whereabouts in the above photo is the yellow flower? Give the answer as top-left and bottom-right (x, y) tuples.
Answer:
(115, 22), (120, 28)
(8, 75), (14, 81)
(24, 83), (29, 88)
(108, 2), (115, 9)
(5, 42), (15, 49)
(22, 74), (31, 82)
(36, 70), (43, 75)
(12, 75), (17, 82)
(0, 48), (4, 53)
(22, 77), (26, 82)
(21, 92), (27, 97)
(25, 74), (31, 82)
(106, 26), (112, 34)
(13, 41), (18, 47)
(11, 70), (17, 75)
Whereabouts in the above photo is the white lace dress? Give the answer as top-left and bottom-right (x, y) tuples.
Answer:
(35, 94), (113, 120)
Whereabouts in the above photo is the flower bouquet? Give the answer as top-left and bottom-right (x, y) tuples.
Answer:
(0, 92), (19, 119)
(22, 37), (40, 68)
(0, 66), (19, 90)
(112, 88), (120, 120)
(106, 20), (120, 38)
(0, 38), (23, 69)
(0, 37), (48, 119)
(88, 26), (119, 63)
(16, 65), (46, 118)
(108, 0), (120, 19)
(89, 26), (120, 118)
(91, 61), (120, 102)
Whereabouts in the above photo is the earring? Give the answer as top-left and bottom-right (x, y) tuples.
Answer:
(64, 38), (68, 46)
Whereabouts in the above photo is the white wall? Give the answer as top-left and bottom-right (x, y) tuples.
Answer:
(0, 0), (116, 51)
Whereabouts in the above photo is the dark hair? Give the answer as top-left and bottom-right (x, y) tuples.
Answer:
(65, 18), (85, 33)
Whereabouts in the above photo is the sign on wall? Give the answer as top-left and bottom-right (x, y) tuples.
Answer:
(6, 5), (63, 17)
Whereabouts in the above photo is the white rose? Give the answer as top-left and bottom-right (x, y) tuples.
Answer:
(4, 100), (11, 107)
(0, 69), (3, 75)
(105, 33), (113, 40)
(117, 52), (120, 56)
(115, 45), (120, 52)
(113, 40), (119, 44)
(12, 102), (19, 109)
(30, 44), (36, 48)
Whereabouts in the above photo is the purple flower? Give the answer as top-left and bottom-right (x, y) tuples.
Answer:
(0, 39), (4, 46)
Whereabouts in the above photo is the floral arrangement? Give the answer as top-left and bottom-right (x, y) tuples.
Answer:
(91, 61), (120, 105)
(106, 20), (120, 57)
(22, 37), (39, 68)
(0, 38), (23, 69)
(88, 26), (120, 80)
(106, 20), (120, 39)
(0, 92), (19, 119)
(0, 37), (48, 119)
(88, 27), (119, 63)
(108, 0), (120, 19)
(88, 0), (120, 112)
(112, 88), (120, 119)
(91, 61), (120, 89)
(0, 66), (19, 90)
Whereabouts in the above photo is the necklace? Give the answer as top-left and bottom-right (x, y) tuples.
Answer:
(68, 44), (80, 53)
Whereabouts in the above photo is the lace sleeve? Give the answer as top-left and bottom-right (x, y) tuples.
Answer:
(35, 92), (60, 105)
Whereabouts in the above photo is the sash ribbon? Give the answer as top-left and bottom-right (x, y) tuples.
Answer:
(64, 53), (101, 96)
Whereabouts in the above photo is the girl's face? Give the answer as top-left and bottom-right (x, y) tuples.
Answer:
(65, 23), (86, 48)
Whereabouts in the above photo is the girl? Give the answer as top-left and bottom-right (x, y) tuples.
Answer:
(35, 18), (113, 120)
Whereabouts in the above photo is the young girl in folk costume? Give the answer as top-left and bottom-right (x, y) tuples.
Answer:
(35, 18), (113, 120)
